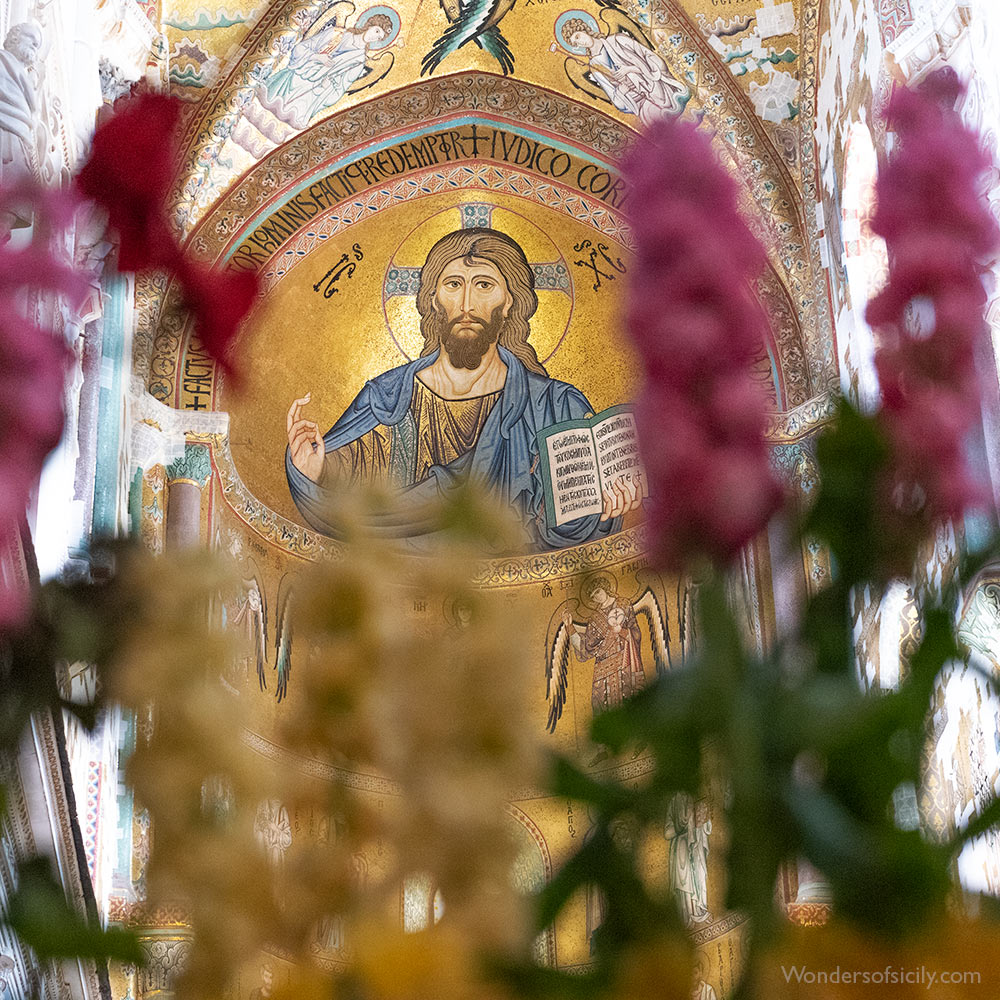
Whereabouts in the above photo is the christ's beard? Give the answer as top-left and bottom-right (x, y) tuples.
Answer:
(436, 304), (506, 370)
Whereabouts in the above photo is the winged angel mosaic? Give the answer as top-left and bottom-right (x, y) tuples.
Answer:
(552, 4), (689, 127)
(229, 562), (295, 701)
(257, 1), (401, 131)
(544, 571), (696, 739)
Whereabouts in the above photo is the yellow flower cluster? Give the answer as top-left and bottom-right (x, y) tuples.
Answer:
(105, 547), (283, 995)
(276, 487), (543, 955)
(108, 486), (546, 998)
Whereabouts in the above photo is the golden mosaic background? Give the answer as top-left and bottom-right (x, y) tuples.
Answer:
(129, 0), (832, 987)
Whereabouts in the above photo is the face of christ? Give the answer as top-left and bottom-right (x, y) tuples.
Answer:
(429, 255), (513, 370)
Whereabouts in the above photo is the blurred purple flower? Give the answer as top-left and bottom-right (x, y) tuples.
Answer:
(0, 180), (88, 628)
(623, 116), (782, 571)
(866, 68), (999, 549)
(75, 92), (259, 379)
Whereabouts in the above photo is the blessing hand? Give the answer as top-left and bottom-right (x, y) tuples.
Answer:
(286, 393), (325, 482)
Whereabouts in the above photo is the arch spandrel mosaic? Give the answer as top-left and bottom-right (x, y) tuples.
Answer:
(133, 0), (833, 987)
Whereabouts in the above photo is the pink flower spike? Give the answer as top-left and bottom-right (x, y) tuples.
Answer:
(73, 93), (259, 379)
(0, 306), (70, 524)
(866, 68), (1000, 552)
(0, 177), (87, 629)
(623, 116), (782, 572)
(75, 92), (183, 273)
(175, 259), (259, 382)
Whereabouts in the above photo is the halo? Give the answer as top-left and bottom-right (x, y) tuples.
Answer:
(382, 199), (573, 364)
(580, 571), (618, 610)
(443, 593), (476, 628)
(357, 5), (400, 47)
(554, 10), (600, 55)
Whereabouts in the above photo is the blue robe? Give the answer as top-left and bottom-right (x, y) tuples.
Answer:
(286, 346), (620, 549)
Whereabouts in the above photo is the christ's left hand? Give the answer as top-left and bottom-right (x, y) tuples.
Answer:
(600, 473), (642, 521)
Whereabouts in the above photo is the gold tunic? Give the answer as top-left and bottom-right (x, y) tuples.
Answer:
(410, 378), (501, 480)
(324, 377), (501, 484)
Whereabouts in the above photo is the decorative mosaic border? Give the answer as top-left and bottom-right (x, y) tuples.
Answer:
(211, 424), (652, 581)
(262, 162), (631, 291)
(176, 74), (635, 241)
(796, 0), (838, 393)
(765, 389), (838, 442)
(107, 899), (192, 927)
(140, 138), (811, 413)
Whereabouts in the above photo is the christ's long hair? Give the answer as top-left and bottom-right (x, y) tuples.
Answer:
(416, 227), (547, 376)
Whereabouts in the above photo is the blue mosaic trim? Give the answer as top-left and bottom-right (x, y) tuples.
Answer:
(92, 272), (129, 537)
(385, 262), (569, 297)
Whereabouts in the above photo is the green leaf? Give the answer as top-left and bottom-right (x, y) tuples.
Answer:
(60, 699), (99, 732)
(548, 756), (634, 815)
(800, 583), (853, 676)
(951, 795), (1000, 853)
(5, 857), (144, 964)
(587, 687), (660, 755)
(786, 783), (950, 935)
(902, 606), (961, 718)
(804, 400), (894, 584)
(534, 829), (612, 930)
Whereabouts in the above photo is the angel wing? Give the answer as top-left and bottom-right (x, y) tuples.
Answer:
(544, 600), (579, 733)
(632, 587), (670, 677)
(238, 565), (269, 691)
(598, 6), (655, 48)
(274, 573), (295, 703)
(677, 576), (698, 662)
(304, 0), (356, 39)
(563, 56), (612, 105)
(347, 49), (395, 93)
(546, 622), (571, 733)
(634, 569), (675, 673)
(421, 0), (516, 76)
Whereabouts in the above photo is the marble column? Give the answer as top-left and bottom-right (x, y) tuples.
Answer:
(133, 929), (193, 1000)
(164, 445), (212, 550)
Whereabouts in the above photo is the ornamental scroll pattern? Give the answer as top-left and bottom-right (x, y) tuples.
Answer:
(168, 0), (806, 259)
(652, 0), (833, 389)
(791, 0), (836, 391)
(260, 163), (633, 291)
(878, 0), (914, 46)
(182, 76), (632, 255)
(758, 267), (814, 407)
(135, 934), (193, 999)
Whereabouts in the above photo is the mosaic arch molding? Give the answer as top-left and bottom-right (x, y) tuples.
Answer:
(137, 77), (815, 410)
(160, 0), (830, 378)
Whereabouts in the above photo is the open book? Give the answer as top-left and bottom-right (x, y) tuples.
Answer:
(536, 404), (648, 527)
